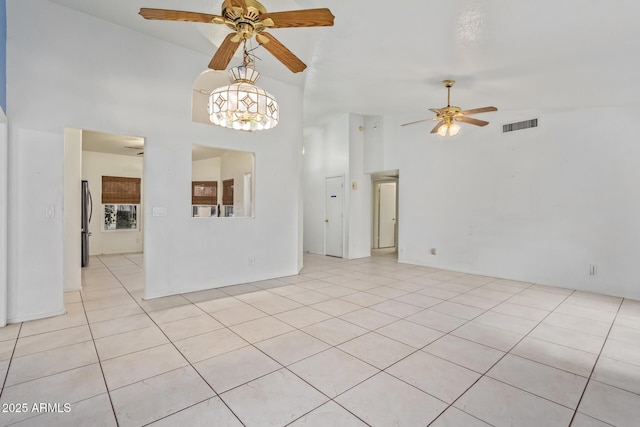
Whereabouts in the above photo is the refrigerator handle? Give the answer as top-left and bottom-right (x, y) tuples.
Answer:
(88, 190), (93, 224)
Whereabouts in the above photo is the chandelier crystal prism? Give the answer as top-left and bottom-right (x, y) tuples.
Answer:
(208, 44), (279, 131)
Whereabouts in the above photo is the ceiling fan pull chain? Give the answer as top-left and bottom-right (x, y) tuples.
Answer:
(242, 40), (256, 68)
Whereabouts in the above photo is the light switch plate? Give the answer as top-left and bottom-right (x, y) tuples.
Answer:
(152, 207), (167, 217)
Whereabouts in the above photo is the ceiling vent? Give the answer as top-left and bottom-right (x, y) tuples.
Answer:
(502, 118), (538, 133)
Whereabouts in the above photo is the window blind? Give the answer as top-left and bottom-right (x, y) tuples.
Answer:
(192, 181), (217, 205)
(102, 176), (141, 204)
(222, 179), (234, 205)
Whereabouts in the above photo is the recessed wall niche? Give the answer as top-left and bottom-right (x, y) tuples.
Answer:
(191, 144), (255, 218)
(192, 69), (232, 125)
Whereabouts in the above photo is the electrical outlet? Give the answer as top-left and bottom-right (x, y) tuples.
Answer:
(589, 264), (597, 275)
(430, 248), (437, 255)
(248, 256), (255, 266)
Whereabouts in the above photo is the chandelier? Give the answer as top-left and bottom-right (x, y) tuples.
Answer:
(208, 43), (279, 131)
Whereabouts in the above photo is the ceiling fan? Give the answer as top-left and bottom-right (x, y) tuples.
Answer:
(139, 0), (335, 73)
(401, 80), (497, 136)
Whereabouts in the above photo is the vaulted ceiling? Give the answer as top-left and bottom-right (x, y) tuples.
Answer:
(49, 0), (640, 126)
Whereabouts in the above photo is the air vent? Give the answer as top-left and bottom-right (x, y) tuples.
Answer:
(502, 118), (538, 133)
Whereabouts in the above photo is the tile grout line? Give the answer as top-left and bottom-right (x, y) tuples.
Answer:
(566, 298), (625, 426)
(78, 276), (121, 427)
(80, 257), (122, 426)
(208, 263), (636, 425)
(215, 262), (571, 425)
(220, 268), (514, 425)
(425, 286), (576, 426)
(0, 257), (111, 424)
(78, 253), (638, 426)
(177, 268), (441, 425)
(97, 257), (249, 427)
(0, 323), (23, 401)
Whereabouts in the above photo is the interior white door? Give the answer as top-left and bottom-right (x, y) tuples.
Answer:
(325, 176), (344, 257)
(378, 182), (397, 248)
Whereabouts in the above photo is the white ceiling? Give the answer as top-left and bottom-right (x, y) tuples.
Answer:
(82, 130), (145, 157)
(82, 130), (229, 160)
(51, 0), (640, 127)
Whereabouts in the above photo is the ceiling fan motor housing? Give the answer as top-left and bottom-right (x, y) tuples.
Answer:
(223, 1), (265, 35)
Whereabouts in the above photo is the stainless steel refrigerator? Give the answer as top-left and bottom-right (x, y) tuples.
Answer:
(81, 180), (93, 267)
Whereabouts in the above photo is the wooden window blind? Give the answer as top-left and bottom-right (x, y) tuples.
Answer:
(192, 181), (217, 205)
(102, 176), (141, 204)
(222, 179), (234, 205)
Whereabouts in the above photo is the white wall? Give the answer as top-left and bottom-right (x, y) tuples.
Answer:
(381, 116), (400, 171)
(63, 128), (82, 291)
(348, 114), (371, 259)
(303, 114), (349, 255)
(6, 0), (303, 317)
(398, 107), (640, 300)
(220, 150), (253, 217)
(192, 157), (221, 182)
(302, 129), (324, 255)
(82, 151), (144, 255)
(363, 115), (400, 174)
(7, 129), (65, 322)
(363, 116), (384, 174)
(0, 108), (7, 326)
(302, 114), (371, 259)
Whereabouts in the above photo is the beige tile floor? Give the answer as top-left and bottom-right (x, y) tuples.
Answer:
(0, 251), (639, 426)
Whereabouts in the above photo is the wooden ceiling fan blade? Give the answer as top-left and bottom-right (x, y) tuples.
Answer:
(456, 116), (490, 127)
(261, 9), (335, 28)
(259, 18), (275, 28)
(208, 33), (241, 70)
(431, 121), (445, 134)
(139, 8), (223, 24)
(401, 118), (432, 127)
(259, 32), (307, 73)
(224, 0), (247, 10)
(459, 106), (497, 115)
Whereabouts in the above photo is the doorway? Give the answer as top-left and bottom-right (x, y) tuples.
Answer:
(372, 173), (398, 251)
(63, 129), (145, 291)
(376, 182), (397, 248)
(325, 176), (344, 257)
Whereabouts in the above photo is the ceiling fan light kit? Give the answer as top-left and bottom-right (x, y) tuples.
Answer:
(402, 80), (498, 137)
(438, 121), (460, 137)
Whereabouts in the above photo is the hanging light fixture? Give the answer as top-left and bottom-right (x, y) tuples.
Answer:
(209, 42), (279, 131)
(437, 119), (461, 137)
